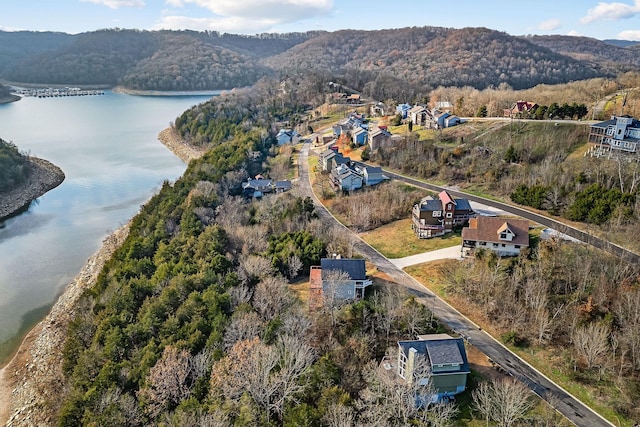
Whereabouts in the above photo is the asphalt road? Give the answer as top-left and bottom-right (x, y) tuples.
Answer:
(298, 142), (614, 427)
(373, 167), (640, 265)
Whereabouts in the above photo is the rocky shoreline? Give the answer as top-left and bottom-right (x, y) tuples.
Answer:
(157, 126), (207, 163)
(0, 225), (130, 426)
(0, 130), (205, 426)
(0, 158), (65, 221)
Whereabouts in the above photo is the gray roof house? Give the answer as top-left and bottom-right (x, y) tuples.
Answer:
(397, 334), (470, 403)
(309, 257), (372, 309)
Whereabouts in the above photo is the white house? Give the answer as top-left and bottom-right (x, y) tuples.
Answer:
(461, 216), (529, 257)
(276, 129), (301, 145)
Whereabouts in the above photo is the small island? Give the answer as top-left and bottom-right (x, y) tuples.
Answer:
(0, 138), (65, 222)
(0, 83), (20, 104)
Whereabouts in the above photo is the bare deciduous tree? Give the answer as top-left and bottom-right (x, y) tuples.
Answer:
(572, 322), (610, 369)
(472, 377), (534, 427)
(287, 254), (303, 280)
(252, 275), (294, 321)
(139, 346), (195, 418)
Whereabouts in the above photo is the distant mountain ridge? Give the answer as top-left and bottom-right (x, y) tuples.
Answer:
(0, 27), (638, 92)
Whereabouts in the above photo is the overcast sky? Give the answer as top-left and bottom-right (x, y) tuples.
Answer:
(2, 0), (640, 40)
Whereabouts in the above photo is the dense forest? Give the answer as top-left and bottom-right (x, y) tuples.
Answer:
(0, 138), (29, 193)
(1, 26), (639, 92)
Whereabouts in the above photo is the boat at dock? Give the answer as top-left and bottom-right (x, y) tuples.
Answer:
(13, 87), (105, 98)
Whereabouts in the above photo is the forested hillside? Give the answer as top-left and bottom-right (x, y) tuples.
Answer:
(525, 35), (640, 70)
(2, 26), (636, 93)
(0, 29), (313, 90)
(263, 27), (603, 91)
(0, 138), (29, 193)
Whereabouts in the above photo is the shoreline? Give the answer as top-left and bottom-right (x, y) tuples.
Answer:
(0, 129), (206, 426)
(0, 224), (131, 426)
(0, 157), (65, 222)
(157, 126), (208, 163)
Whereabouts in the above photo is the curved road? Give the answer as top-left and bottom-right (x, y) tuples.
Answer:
(298, 142), (614, 427)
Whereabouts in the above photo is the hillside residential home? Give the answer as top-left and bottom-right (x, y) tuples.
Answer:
(356, 165), (386, 186)
(370, 102), (387, 117)
(369, 127), (392, 151)
(242, 178), (292, 198)
(409, 105), (428, 126)
(587, 115), (640, 157)
(352, 126), (368, 146)
(320, 149), (338, 171)
(434, 101), (453, 111)
(276, 129), (300, 145)
(396, 103), (412, 119)
(331, 163), (363, 191)
(396, 334), (470, 403)
(309, 257), (372, 310)
(412, 190), (475, 239)
(503, 100), (538, 118)
(461, 216), (530, 257)
(346, 93), (362, 104)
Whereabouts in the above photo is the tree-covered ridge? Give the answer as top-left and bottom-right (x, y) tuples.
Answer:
(263, 27), (603, 91)
(0, 29), (313, 90)
(0, 138), (29, 193)
(525, 35), (640, 70)
(0, 26), (634, 93)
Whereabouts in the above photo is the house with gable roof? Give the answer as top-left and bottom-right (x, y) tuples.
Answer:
(396, 103), (412, 119)
(503, 100), (538, 118)
(331, 163), (363, 191)
(409, 105), (428, 126)
(396, 334), (470, 402)
(369, 127), (392, 151)
(309, 257), (373, 310)
(412, 190), (475, 239)
(461, 216), (530, 257)
(352, 126), (368, 146)
(276, 129), (300, 145)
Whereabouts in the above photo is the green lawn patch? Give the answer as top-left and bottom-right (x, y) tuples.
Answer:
(359, 218), (461, 258)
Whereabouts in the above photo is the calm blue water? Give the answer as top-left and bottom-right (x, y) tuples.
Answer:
(0, 91), (213, 363)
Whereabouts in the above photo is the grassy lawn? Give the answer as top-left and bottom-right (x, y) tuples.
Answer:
(359, 218), (461, 259)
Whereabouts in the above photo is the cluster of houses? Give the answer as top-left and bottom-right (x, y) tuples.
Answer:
(587, 114), (640, 158)
(332, 111), (399, 151)
(396, 103), (461, 129)
(241, 176), (292, 198)
(307, 255), (470, 403)
(412, 190), (530, 257)
(320, 147), (387, 192)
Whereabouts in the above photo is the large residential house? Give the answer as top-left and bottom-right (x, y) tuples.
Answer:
(309, 257), (372, 310)
(242, 177), (292, 198)
(503, 100), (538, 118)
(396, 334), (470, 403)
(369, 127), (392, 151)
(276, 129), (300, 145)
(320, 149), (351, 172)
(396, 103), (412, 119)
(352, 126), (368, 146)
(409, 105), (429, 126)
(412, 191), (475, 239)
(461, 216), (530, 257)
(587, 115), (640, 157)
(355, 165), (386, 186)
(331, 163), (363, 191)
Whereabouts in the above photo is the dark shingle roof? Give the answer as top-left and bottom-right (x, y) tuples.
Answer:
(320, 258), (366, 280)
(426, 340), (464, 365)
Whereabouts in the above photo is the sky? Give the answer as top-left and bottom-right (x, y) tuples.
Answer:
(2, 0), (640, 41)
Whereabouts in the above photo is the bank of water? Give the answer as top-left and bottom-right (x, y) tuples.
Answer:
(0, 91), (212, 365)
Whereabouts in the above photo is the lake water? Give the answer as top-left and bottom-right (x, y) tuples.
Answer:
(0, 91), (213, 364)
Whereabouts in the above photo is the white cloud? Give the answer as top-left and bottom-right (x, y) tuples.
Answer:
(618, 29), (640, 39)
(538, 18), (561, 31)
(157, 0), (333, 33)
(154, 15), (280, 33)
(580, 0), (640, 23)
(567, 30), (582, 36)
(81, 0), (145, 8)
